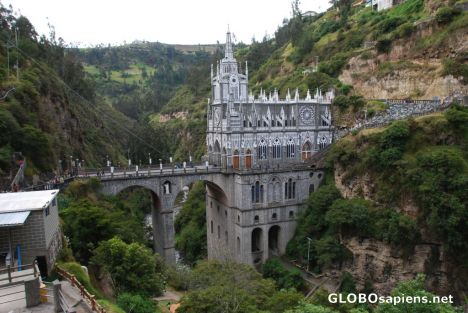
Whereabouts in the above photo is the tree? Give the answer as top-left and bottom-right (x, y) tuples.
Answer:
(325, 198), (372, 239)
(178, 260), (286, 313)
(91, 237), (166, 296)
(375, 274), (457, 313)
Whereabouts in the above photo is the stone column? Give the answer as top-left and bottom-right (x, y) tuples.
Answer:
(24, 276), (40, 308)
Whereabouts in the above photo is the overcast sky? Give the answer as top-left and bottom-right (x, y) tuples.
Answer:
(4, 0), (331, 47)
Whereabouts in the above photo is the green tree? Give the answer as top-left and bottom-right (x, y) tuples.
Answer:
(91, 237), (166, 296)
(375, 274), (457, 313)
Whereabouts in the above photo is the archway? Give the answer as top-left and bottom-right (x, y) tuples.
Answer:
(245, 149), (252, 169)
(214, 140), (221, 166)
(232, 150), (240, 169)
(205, 181), (230, 260)
(268, 225), (281, 257)
(302, 141), (312, 160)
(115, 185), (165, 257)
(252, 227), (263, 265)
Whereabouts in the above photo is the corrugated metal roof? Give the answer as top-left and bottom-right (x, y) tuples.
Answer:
(0, 190), (59, 213)
(0, 210), (31, 227)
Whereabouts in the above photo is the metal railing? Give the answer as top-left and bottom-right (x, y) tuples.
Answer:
(55, 264), (106, 313)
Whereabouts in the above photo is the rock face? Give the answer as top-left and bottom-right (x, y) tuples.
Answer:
(334, 165), (467, 303)
(339, 19), (468, 100)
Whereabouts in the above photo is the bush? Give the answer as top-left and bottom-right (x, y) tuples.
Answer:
(395, 22), (414, 38)
(435, 7), (461, 24)
(91, 237), (166, 296)
(376, 38), (392, 54)
(262, 258), (305, 291)
(442, 58), (468, 82)
(117, 293), (158, 313)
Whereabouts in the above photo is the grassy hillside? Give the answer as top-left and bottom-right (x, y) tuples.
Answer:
(0, 5), (140, 181)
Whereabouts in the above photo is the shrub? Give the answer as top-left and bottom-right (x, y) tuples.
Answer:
(376, 38), (392, 54)
(395, 22), (414, 38)
(262, 258), (305, 291)
(435, 7), (461, 24)
(442, 58), (468, 82)
(117, 293), (158, 313)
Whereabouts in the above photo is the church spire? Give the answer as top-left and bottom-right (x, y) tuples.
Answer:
(225, 27), (234, 59)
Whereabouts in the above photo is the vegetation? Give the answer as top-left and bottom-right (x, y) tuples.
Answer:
(117, 293), (159, 313)
(174, 181), (207, 264)
(60, 180), (149, 263)
(0, 5), (135, 179)
(177, 260), (303, 313)
(91, 237), (166, 296)
(262, 258), (305, 291)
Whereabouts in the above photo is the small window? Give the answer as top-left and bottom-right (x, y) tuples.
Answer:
(318, 173), (322, 179)
(52, 198), (57, 207)
(225, 210), (227, 217)
(309, 172), (314, 178)
(238, 215), (240, 223)
(309, 184), (315, 194)
(289, 211), (294, 218)
(217, 205), (220, 213)
(254, 215), (259, 223)
(225, 231), (228, 244)
(272, 213), (277, 220)
(217, 225), (220, 239)
(210, 201), (213, 208)
(45, 205), (50, 216)
(210, 220), (213, 233)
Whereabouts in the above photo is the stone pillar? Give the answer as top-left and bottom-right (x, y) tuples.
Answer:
(24, 276), (40, 308)
(53, 281), (61, 313)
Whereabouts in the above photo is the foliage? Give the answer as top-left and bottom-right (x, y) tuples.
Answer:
(375, 274), (457, 312)
(60, 180), (148, 263)
(262, 258), (305, 291)
(285, 303), (339, 313)
(442, 58), (468, 82)
(58, 262), (102, 298)
(174, 181), (207, 264)
(177, 260), (298, 313)
(91, 237), (166, 296)
(435, 7), (461, 24)
(116, 293), (159, 313)
(376, 39), (392, 54)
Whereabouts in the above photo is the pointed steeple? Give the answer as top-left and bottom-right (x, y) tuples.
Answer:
(225, 27), (234, 59)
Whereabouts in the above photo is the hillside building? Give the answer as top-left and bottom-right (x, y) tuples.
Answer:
(0, 190), (61, 276)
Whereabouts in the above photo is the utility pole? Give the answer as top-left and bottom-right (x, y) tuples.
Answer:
(15, 28), (19, 81)
(306, 237), (312, 272)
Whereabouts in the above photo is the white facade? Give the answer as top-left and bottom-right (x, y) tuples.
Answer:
(207, 31), (334, 171)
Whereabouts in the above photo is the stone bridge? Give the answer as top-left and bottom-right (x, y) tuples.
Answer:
(97, 163), (325, 265)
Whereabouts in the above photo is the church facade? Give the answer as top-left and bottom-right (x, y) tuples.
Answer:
(205, 31), (335, 265)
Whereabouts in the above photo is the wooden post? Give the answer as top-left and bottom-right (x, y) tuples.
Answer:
(7, 265), (12, 283)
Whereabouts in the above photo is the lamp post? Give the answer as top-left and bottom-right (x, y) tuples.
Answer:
(306, 237), (312, 272)
(148, 153), (152, 166)
(159, 159), (162, 171)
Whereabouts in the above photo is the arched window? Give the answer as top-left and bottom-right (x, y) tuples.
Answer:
(210, 220), (213, 233)
(318, 135), (328, 150)
(252, 181), (264, 203)
(254, 215), (259, 223)
(257, 139), (267, 160)
(163, 181), (172, 194)
(272, 138), (281, 159)
(217, 225), (220, 239)
(289, 210), (294, 218)
(238, 215), (240, 223)
(245, 149), (252, 169)
(286, 139), (295, 158)
(237, 237), (241, 254)
(302, 141), (313, 160)
(285, 178), (296, 199)
(225, 231), (228, 244)
(233, 150), (240, 169)
(272, 213), (277, 220)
